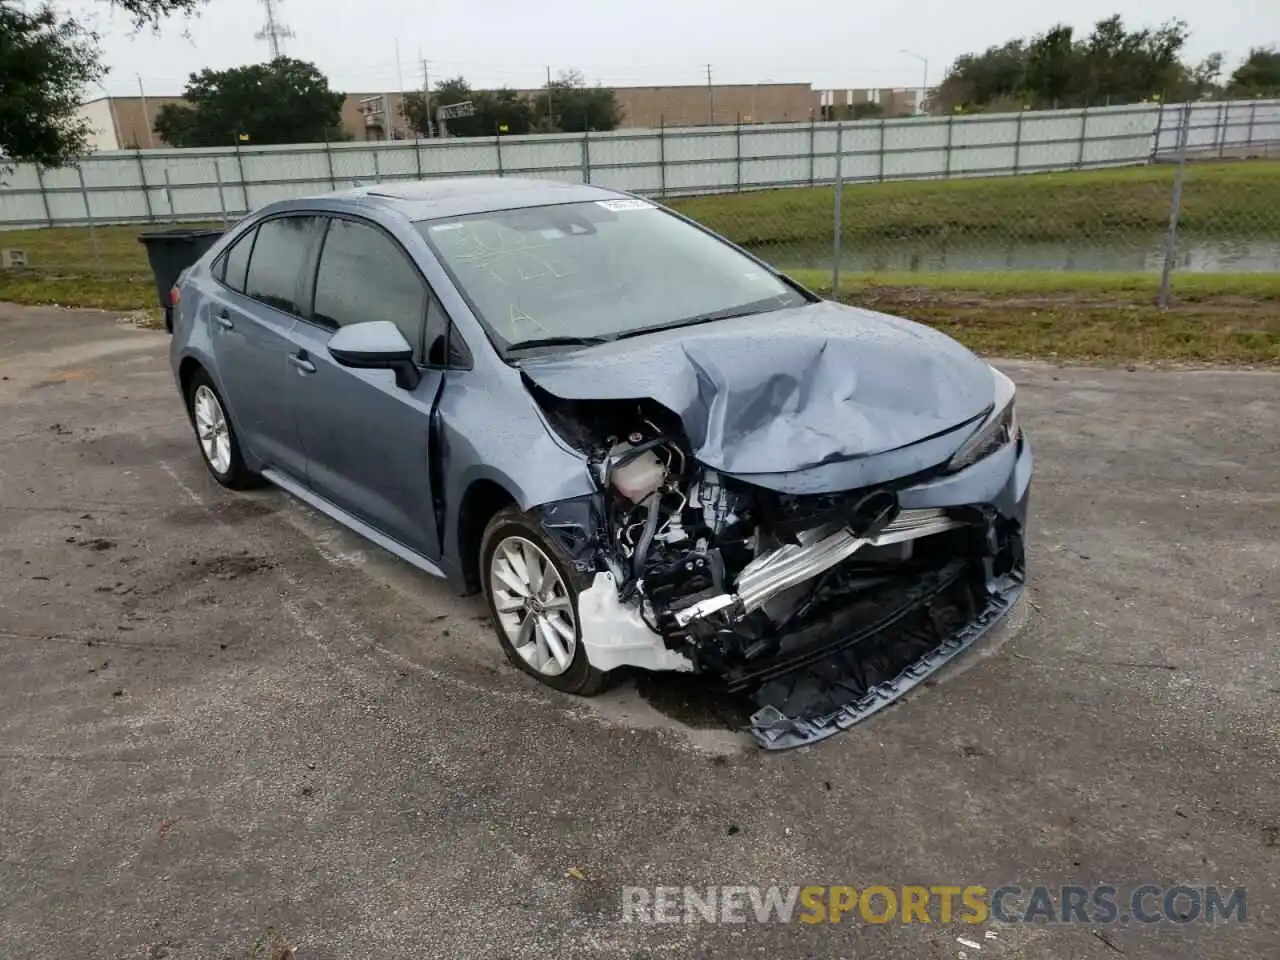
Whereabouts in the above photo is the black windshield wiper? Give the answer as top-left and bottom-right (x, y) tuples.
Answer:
(611, 303), (784, 342)
(505, 335), (613, 354)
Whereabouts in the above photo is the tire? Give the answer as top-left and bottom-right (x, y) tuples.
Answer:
(185, 369), (258, 490)
(480, 506), (608, 696)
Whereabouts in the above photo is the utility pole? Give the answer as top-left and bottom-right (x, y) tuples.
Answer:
(394, 41), (405, 138)
(546, 65), (554, 132)
(900, 49), (929, 114)
(706, 64), (714, 125)
(136, 74), (152, 149)
(421, 54), (432, 138)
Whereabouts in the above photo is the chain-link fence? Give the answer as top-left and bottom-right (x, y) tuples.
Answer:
(666, 103), (1280, 307)
(1, 100), (1277, 310)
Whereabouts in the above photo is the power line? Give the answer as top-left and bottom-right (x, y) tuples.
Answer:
(255, 0), (295, 60)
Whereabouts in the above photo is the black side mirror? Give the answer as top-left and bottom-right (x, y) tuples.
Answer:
(327, 321), (421, 390)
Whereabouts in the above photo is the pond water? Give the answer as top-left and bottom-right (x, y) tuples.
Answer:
(768, 236), (1280, 274)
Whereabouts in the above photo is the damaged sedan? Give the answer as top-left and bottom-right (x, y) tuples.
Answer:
(170, 177), (1031, 749)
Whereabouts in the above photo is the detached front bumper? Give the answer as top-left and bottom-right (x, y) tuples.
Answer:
(747, 559), (1024, 749)
(745, 433), (1032, 749)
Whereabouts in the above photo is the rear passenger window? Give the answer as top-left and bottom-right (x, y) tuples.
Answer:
(312, 218), (426, 351)
(219, 228), (256, 293)
(244, 216), (320, 315)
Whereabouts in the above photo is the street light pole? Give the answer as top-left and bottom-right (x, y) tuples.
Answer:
(900, 49), (929, 114)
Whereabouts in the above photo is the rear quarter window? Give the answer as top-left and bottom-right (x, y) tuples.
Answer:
(217, 228), (256, 293)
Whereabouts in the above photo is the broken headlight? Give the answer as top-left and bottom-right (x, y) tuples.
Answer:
(947, 367), (1019, 473)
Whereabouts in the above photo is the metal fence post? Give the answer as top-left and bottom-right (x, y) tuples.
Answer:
(1152, 99), (1167, 158)
(75, 165), (102, 270)
(135, 148), (155, 222)
(1246, 101), (1257, 147)
(414, 139), (423, 180)
(495, 133), (504, 177)
(233, 139), (249, 215)
(1158, 104), (1191, 309)
(324, 137), (336, 189)
(581, 130), (591, 184)
(808, 114), (816, 186)
(735, 116), (743, 192)
(832, 122), (843, 299)
(944, 113), (955, 178)
(1216, 101), (1227, 158)
(214, 159), (229, 227)
(877, 118), (886, 181)
(1076, 107), (1088, 169)
(1013, 109), (1024, 174)
(163, 168), (175, 220)
(34, 166), (54, 227)
(737, 115), (747, 192)
(658, 116), (667, 198)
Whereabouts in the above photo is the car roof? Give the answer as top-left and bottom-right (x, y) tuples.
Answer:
(310, 177), (628, 222)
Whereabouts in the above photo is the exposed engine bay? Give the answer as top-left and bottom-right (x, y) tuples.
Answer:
(534, 393), (1027, 749)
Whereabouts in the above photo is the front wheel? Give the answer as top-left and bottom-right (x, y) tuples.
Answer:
(480, 507), (608, 696)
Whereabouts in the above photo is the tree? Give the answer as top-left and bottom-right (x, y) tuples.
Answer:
(403, 77), (535, 137)
(0, 2), (103, 164)
(538, 70), (622, 132)
(1, 0), (201, 165)
(929, 40), (1028, 113)
(401, 70), (620, 138)
(1227, 47), (1280, 98)
(111, 0), (202, 27)
(155, 58), (345, 146)
(931, 14), (1193, 113)
(1180, 52), (1224, 101)
(478, 88), (535, 135)
(1024, 24), (1080, 106)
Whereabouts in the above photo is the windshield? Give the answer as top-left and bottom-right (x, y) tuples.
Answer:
(415, 199), (809, 353)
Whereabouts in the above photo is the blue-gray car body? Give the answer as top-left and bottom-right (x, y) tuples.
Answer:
(169, 178), (1032, 750)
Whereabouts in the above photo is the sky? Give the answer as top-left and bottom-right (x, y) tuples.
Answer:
(76, 0), (1280, 98)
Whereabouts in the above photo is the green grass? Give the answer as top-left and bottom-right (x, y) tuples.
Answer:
(2, 165), (1279, 364)
(0, 220), (218, 311)
(669, 160), (1280, 245)
(0, 221), (219, 275)
(0, 273), (155, 311)
(840, 293), (1280, 365)
(787, 269), (1280, 301)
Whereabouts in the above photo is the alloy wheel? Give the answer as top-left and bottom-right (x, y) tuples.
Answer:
(192, 384), (232, 475)
(489, 536), (577, 676)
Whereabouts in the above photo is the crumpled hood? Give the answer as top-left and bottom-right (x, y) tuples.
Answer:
(520, 301), (997, 492)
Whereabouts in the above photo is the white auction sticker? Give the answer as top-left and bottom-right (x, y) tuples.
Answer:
(595, 198), (654, 211)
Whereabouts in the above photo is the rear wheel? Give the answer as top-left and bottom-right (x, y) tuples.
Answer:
(480, 507), (607, 695)
(185, 369), (257, 489)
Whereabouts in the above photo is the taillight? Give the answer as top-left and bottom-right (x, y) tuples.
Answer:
(170, 286), (181, 306)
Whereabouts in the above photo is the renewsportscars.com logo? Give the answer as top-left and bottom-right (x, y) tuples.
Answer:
(621, 885), (1248, 925)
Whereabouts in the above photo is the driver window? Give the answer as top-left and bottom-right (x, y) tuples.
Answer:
(312, 218), (426, 353)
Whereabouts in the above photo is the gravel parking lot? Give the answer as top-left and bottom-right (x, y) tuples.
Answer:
(1, 303), (1276, 959)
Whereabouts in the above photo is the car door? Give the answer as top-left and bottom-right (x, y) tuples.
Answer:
(208, 215), (323, 480)
(286, 215), (460, 560)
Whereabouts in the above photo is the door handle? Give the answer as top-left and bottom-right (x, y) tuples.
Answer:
(214, 310), (234, 330)
(289, 352), (316, 374)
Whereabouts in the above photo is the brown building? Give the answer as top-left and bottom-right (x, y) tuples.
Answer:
(612, 82), (817, 127)
(79, 92), (413, 149)
(78, 83), (923, 150)
(81, 95), (185, 150)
